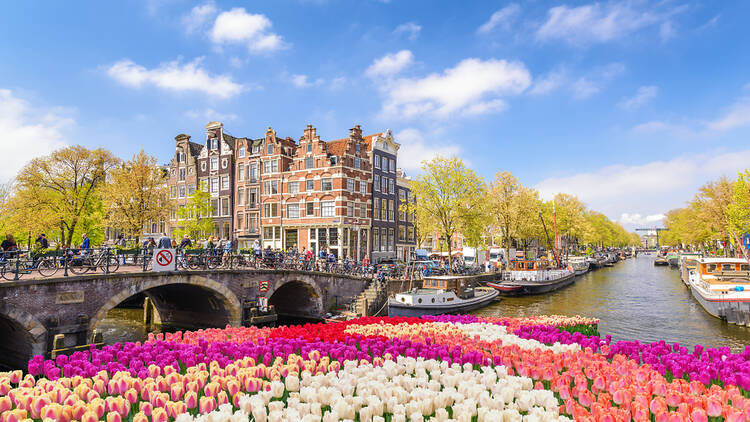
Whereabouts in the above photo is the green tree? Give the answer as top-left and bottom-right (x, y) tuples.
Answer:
(410, 157), (486, 271)
(103, 150), (172, 242)
(174, 182), (214, 240)
(487, 171), (540, 263)
(7, 145), (118, 247)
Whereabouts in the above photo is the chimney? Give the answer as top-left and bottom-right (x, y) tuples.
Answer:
(174, 134), (191, 142)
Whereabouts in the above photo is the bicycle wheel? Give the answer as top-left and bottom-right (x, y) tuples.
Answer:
(99, 256), (120, 273)
(1, 263), (15, 280)
(68, 258), (91, 275)
(37, 258), (59, 277)
(206, 256), (220, 269)
(187, 256), (202, 270)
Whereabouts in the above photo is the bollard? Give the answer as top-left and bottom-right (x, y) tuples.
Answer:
(105, 247), (110, 274)
(63, 249), (69, 277)
(14, 251), (20, 281)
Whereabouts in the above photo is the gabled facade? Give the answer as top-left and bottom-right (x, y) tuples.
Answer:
(365, 130), (400, 263)
(196, 121), (235, 240)
(167, 133), (202, 237)
(258, 127), (297, 249)
(396, 168), (416, 261)
(233, 137), (263, 248)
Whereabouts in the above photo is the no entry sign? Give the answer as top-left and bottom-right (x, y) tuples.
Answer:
(152, 248), (176, 272)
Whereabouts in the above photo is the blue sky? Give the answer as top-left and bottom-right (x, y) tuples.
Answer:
(1, 1), (749, 230)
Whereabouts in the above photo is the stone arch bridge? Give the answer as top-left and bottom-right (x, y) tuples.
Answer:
(0, 269), (370, 369)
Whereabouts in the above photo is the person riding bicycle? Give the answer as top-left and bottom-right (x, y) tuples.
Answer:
(179, 234), (192, 250)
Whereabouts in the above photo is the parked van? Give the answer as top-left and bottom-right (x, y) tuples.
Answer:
(462, 247), (486, 268)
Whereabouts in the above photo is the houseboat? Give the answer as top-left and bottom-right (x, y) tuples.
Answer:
(679, 252), (702, 285)
(388, 275), (499, 317)
(486, 259), (575, 296)
(687, 258), (750, 325)
(654, 253), (669, 266)
(566, 256), (590, 276)
(667, 252), (681, 268)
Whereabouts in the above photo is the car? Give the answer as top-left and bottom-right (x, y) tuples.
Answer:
(412, 260), (446, 276)
(377, 259), (406, 275)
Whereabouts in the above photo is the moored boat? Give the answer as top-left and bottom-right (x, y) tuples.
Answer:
(679, 252), (702, 285)
(486, 259), (575, 296)
(667, 252), (680, 268)
(654, 254), (669, 266)
(688, 258), (750, 325)
(388, 275), (499, 317)
(566, 256), (590, 276)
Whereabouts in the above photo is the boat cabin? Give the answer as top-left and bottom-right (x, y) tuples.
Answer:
(509, 259), (550, 271)
(696, 258), (750, 282)
(422, 275), (476, 299)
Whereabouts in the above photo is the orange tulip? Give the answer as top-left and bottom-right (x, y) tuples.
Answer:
(106, 411), (122, 422)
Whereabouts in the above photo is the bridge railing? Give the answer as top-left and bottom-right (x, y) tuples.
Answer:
(0, 247), (396, 281)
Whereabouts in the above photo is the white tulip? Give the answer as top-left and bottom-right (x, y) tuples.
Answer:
(409, 412), (424, 422)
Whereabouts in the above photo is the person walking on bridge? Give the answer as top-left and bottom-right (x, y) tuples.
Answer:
(157, 233), (172, 249)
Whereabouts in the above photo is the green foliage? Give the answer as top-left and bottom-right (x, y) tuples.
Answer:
(173, 182), (215, 240)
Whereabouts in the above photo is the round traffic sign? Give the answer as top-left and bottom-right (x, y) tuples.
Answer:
(156, 250), (174, 266)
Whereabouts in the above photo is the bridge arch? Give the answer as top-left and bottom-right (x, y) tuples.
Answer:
(267, 278), (324, 319)
(0, 305), (47, 369)
(90, 276), (242, 333)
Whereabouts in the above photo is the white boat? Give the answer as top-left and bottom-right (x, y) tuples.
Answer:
(388, 275), (499, 317)
(678, 252), (702, 285)
(566, 256), (590, 276)
(687, 257), (750, 325)
(486, 259), (575, 296)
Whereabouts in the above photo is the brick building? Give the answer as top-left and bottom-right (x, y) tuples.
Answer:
(258, 127), (298, 250)
(396, 168), (416, 261)
(233, 136), (263, 248)
(365, 130), (400, 263)
(167, 134), (202, 237)
(196, 122), (235, 240)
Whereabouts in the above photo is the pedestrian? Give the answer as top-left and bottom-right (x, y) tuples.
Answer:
(80, 233), (91, 252)
(35, 233), (49, 249)
(179, 234), (192, 250)
(116, 234), (126, 247)
(222, 238), (232, 266)
(157, 232), (171, 249)
(206, 237), (216, 255)
(253, 239), (261, 259)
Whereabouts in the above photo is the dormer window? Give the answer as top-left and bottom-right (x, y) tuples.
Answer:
(267, 144), (274, 155)
(239, 147), (245, 157)
(210, 138), (218, 150)
(252, 144), (259, 154)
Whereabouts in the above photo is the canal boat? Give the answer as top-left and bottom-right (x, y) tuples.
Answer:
(679, 252), (702, 285)
(388, 275), (499, 317)
(566, 256), (590, 276)
(687, 258), (750, 325)
(654, 254), (669, 266)
(485, 259), (575, 296)
(667, 252), (681, 268)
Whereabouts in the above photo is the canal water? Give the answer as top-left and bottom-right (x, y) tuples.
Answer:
(98, 255), (750, 350)
(474, 254), (750, 350)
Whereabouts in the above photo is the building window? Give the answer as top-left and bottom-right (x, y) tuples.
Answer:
(289, 181), (299, 194)
(263, 159), (278, 173)
(380, 230), (386, 252)
(237, 213), (243, 229)
(374, 175), (380, 192)
(381, 177), (387, 193)
(356, 143), (360, 153)
(287, 204), (299, 218)
(389, 179), (395, 195)
(201, 161), (206, 171)
(238, 164), (245, 181)
(306, 179), (314, 191)
(306, 202), (314, 216)
(178, 168), (186, 181)
(354, 157), (361, 169)
(239, 147), (245, 157)
(321, 178), (332, 191)
(211, 199), (219, 217)
(248, 214), (258, 232)
(374, 199), (380, 220)
(178, 185), (186, 198)
(188, 184), (195, 195)
(210, 157), (218, 170)
(221, 198), (230, 216)
(267, 144), (274, 154)
(221, 176), (229, 190)
(360, 203), (366, 219)
(249, 188), (258, 207)
(210, 138), (218, 150)
(263, 180), (278, 195)
(249, 163), (257, 182)
(408, 227), (414, 242)
(399, 189), (406, 201)
(399, 226), (405, 242)
(321, 201), (335, 217)
(347, 202), (353, 217)
(389, 229), (395, 251)
(347, 179), (355, 191)
(222, 158), (228, 169)
(374, 155), (381, 169)
(373, 228), (379, 251)
(252, 144), (260, 154)
(211, 177), (219, 193)
(360, 182), (367, 195)
(238, 188), (244, 205)
(307, 143), (312, 153)
(263, 203), (278, 217)
(329, 228), (338, 246)
(305, 157), (314, 169)
(389, 200), (394, 221)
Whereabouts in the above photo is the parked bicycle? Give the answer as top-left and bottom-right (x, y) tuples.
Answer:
(67, 248), (120, 275)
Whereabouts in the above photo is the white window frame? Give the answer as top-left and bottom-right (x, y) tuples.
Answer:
(287, 203), (300, 219)
(321, 201), (335, 217)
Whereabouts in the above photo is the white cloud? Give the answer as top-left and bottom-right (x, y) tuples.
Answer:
(529, 70), (566, 95)
(572, 77), (599, 99)
(185, 108), (238, 122)
(394, 22), (421, 40)
(181, 2), (217, 33)
(365, 50), (414, 78)
(535, 148), (750, 229)
(707, 99), (750, 131)
(290, 74), (324, 88)
(210, 8), (286, 53)
(659, 21), (676, 41)
(379, 58), (531, 119)
(395, 128), (461, 172)
(329, 77), (347, 90)
(0, 89), (72, 182)
(477, 3), (521, 34)
(106, 58), (244, 99)
(619, 213), (666, 227)
(536, 3), (680, 45)
(619, 85), (658, 110)
(632, 96), (750, 136)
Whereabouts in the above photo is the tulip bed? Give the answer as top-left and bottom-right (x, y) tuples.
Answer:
(1, 315), (749, 421)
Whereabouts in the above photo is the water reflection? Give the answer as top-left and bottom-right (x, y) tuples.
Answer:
(473, 255), (750, 350)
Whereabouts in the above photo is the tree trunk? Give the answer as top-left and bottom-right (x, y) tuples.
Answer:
(447, 234), (453, 274)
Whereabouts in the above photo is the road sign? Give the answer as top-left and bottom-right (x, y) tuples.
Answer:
(259, 280), (269, 292)
(153, 248), (176, 272)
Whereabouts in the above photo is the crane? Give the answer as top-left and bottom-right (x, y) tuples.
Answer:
(635, 227), (668, 249)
